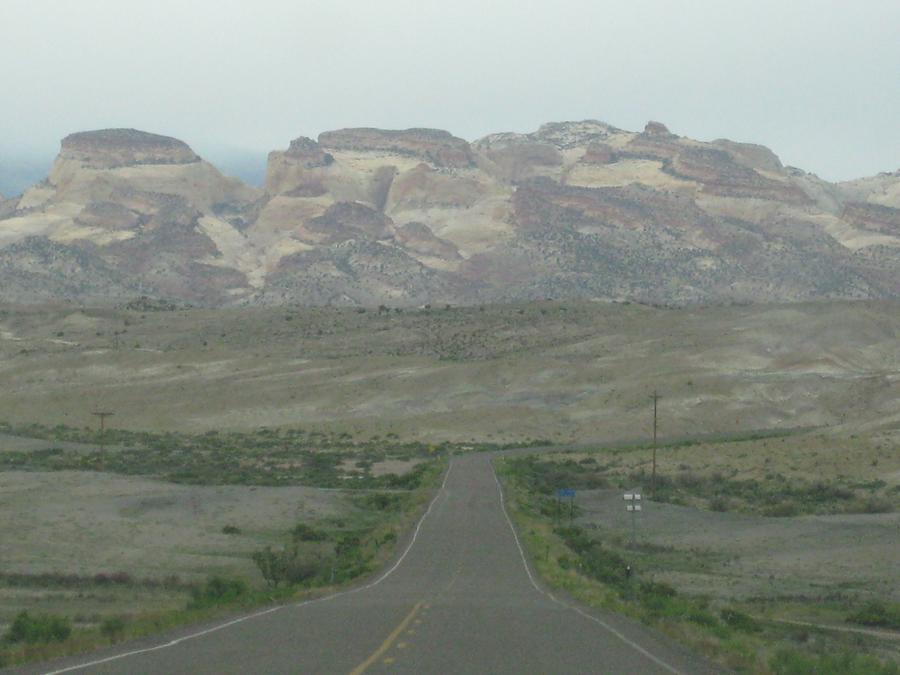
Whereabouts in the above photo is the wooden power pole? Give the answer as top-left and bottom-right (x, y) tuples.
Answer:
(91, 410), (114, 452)
(650, 390), (661, 499)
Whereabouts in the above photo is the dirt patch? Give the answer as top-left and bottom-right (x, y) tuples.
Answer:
(338, 457), (422, 478)
(371, 458), (422, 477)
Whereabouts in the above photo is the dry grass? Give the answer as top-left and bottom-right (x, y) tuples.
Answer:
(525, 430), (900, 625)
(0, 300), (898, 445)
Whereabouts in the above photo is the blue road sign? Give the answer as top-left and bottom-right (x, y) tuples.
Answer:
(557, 488), (576, 498)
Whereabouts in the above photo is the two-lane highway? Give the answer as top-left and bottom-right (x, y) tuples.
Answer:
(21, 454), (720, 674)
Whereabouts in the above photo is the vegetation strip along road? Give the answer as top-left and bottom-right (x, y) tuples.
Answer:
(496, 441), (900, 674)
(16, 453), (714, 674)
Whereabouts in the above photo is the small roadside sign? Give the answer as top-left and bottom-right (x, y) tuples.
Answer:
(624, 491), (643, 543)
(555, 488), (576, 522)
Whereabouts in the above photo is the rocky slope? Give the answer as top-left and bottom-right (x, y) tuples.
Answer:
(1, 123), (898, 306)
(0, 129), (261, 304)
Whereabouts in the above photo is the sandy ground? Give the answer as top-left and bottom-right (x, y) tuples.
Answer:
(0, 428), (419, 634)
(572, 430), (900, 492)
(0, 471), (345, 581)
(0, 301), (899, 445)
(0, 433), (112, 454)
(0, 466), (350, 632)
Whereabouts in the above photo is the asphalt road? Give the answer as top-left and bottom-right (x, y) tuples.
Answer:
(19, 453), (720, 674)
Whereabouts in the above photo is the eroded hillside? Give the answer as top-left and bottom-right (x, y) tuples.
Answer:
(1, 300), (898, 443)
(1, 122), (898, 306)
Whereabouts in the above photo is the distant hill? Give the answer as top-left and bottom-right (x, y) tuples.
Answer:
(0, 122), (897, 307)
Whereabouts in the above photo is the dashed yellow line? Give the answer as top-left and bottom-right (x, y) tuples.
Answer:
(349, 601), (423, 675)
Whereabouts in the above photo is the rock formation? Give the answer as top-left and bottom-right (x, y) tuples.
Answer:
(318, 128), (474, 168)
(1, 121), (898, 307)
(59, 129), (200, 168)
(0, 129), (261, 304)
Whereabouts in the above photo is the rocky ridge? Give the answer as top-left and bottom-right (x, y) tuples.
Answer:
(0, 122), (898, 307)
(59, 129), (200, 169)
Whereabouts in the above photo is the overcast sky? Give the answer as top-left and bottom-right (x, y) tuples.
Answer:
(1, 0), (897, 182)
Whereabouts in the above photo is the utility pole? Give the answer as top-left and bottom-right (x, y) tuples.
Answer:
(92, 410), (114, 452)
(650, 390), (661, 500)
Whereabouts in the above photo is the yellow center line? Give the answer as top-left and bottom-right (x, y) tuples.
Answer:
(349, 601), (424, 675)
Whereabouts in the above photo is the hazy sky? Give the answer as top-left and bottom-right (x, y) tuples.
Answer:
(2, 0), (898, 182)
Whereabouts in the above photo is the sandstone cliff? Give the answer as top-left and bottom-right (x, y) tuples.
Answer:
(0, 129), (262, 304)
(1, 122), (898, 307)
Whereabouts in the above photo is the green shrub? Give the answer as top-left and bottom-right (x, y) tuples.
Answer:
(771, 648), (900, 675)
(291, 523), (328, 542)
(709, 496), (731, 512)
(252, 546), (329, 587)
(381, 467), (428, 489)
(538, 497), (559, 517)
(88, 571), (133, 586)
(687, 609), (719, 627)
(5, 611), (71, 643)
(553, 526), (629, 587)
(801, 481), (854, 503)
(847, 601), (900, 630)
(720, 607), (760, 633)
(221, 525), (241, 535)
(637, 581), (679, 614)
(187, 576), (249, 609)
(353, 492), (407, 512)
(859, 497), (892, 514)
(639, 581), (677, 598)
(100, 615), (127, 641)
(763, 501), (799, 517)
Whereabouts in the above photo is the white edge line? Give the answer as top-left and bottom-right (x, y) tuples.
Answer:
(490, 458), (684, 675)
(43, 461), (454, 675)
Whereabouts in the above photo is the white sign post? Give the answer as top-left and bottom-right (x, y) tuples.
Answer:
(623, 492), (642, 545)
